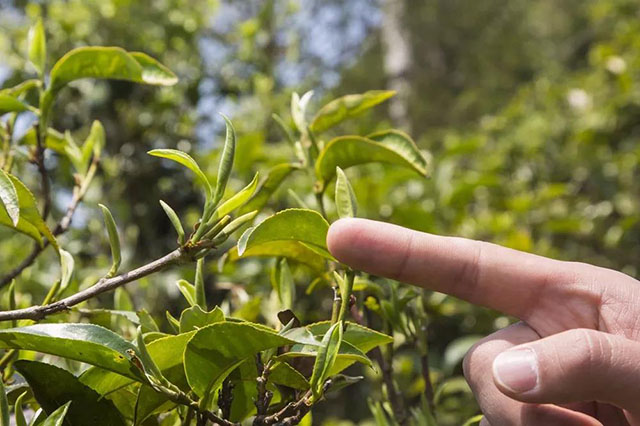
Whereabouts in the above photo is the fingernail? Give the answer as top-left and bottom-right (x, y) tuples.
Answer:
(493, 348), (538, 393)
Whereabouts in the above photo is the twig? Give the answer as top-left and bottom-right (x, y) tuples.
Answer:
(253, 355), (274, 425)
(0, 247), (187, 322)
(218, 378), (234, 420)
(0, 158), (99, 289)
(261, 391), (311, 426)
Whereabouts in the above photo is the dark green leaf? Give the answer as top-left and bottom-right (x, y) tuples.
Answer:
(334, 167), (357, 218)
(148, 149), (212, 198)
(237, 209), (333, 260)
(367, 129), (428, 177)
(14, 361), (125, 426)
(309, 322), (343, 398)
(212, 114), (236, 206)
(184, 322), (294, 397)
(229, 240), (325, 272)
(99, 204), (121, 277)
(0, 379), (8, 426)
(0, 324), (143, 380)
(309, 90), (395, 133)
(272, 258), (294, 310)
(269, 361), (309, 390)
(27, 19), (46, 74)
(136, 310), (159, 334)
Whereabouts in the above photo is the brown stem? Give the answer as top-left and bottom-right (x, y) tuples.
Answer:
(0, 247), (187, 322)
(253, 355), (274, 425)
(262, 391), (312, 425)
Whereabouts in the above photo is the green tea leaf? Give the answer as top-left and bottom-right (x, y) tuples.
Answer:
(310, 90), (395, 133)
(194, 258), (206, 309)
(159, 200), (185, 244)
(41, 401), (71, 426)
(315, 135), (428, 185)
(48, 47), (177, 93)
(213, 172), (259, 220)
(0, 95), (33, 115)
(99, 204), (121, 278)
(0, 79), (41, 97)
(0, 174), (58, 251)
(136, 309), (159, 333)
(79, 121), (105, 174)
(0, 169), (19, 226)
(135, 327), (167, 386)
(272, 258), (295, 310)
(0, 324), (143, 380)
(212, 114), (236, 206)
(59, 249), (74, 294)
(148, 149), (212, 198)
(367, 129), (428, 177)
(269, 361), (309, 390)
(184, 322), (294, 397)
(334, 167), (357, 218)
(219, 210), (257, 238)
(241, 163), (300, 214)
(308, 321), (393, 353)
(291, 91), (313, 134)
(229, 240), (325, 272)
(179, 305), (224, 333)
(309, 321), (343, 398)
(14, 361), (125, 426)
(237, 209), (333, 260)
(27, 19), (46, 75)
(175, 279), (196, 307)
(79, 332), (195, 396)
(13, 391), (27, 426)
(0, 379), (8, 426)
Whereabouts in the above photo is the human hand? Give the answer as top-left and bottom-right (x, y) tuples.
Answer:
(327, 218), (640, 426)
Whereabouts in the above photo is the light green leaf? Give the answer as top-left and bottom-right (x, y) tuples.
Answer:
(308, 321), (393, 353)
(59, 249), (74, 293)
(0, 174), (58, 251)
(240, 163), (300, 214)
(229, 240), (325, 272)
(136, 310), (159, 333)
(158, 200), (185, 244)
(462, 415), (484, 426)
(79, 121), (105, 174)
(212, 114), (236, 206)
(291, 91), (313, 134)
(48, 47), (177, 93)
(148, 149), (212, 197)
(213, 172), (259, 220)
(175, 279), (196, 307)
(14, 391), (27, 426)
(194, 258), (206, 309)
(0, 324), (144, 380)
(0, 79), (41, 97)
(14, 361), (125, 426)
(443, 335), (483, 373)
(99, 204), (121, 278)
(41, 401), (71, 426)
(135, 326), (167, 386)
(269, 361), (310, 390)
(0, 95), (33, 115)
(184, 322), (294, 397)
(179, 305), (224, 333)
(367, 129), (428, 176)
(309, 321), (343, 398)
(315, 135), (428, 185)
(334, 167), (357, 218)
(27, 19), (46, 75)
(310, 90), (395, 133)
(272, 258), (295, 310)
(219, 210), (257, 238)
(0, 169), (19, 226)
(237, 209), (333, 260)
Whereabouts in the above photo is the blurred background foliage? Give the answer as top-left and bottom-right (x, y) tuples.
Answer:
(1, 0), (639, 424)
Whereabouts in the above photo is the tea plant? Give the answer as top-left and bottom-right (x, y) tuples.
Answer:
(0, 19), (481, 426)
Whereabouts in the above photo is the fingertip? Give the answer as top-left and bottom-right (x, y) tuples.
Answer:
(326, 217), (363, 261)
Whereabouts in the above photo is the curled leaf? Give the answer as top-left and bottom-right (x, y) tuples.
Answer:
(213, 114), (236, 206)
(98, 204), (121, 278)
(310, 90), (395, 133)
(334, 167), (357, 218)
(0, 169), (19, 226)
(159, 200), (185, 244)
(148, 149), (212, 198)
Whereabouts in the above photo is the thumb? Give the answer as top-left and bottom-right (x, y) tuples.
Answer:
(492, 328), (640, 415)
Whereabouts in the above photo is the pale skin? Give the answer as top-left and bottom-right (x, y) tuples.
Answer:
(327, 218), (640, 426)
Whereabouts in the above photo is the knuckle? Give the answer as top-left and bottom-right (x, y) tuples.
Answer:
(569, 328), (614, 373)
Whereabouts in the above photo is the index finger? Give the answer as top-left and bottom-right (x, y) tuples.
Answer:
(326, 218), (594, 321)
